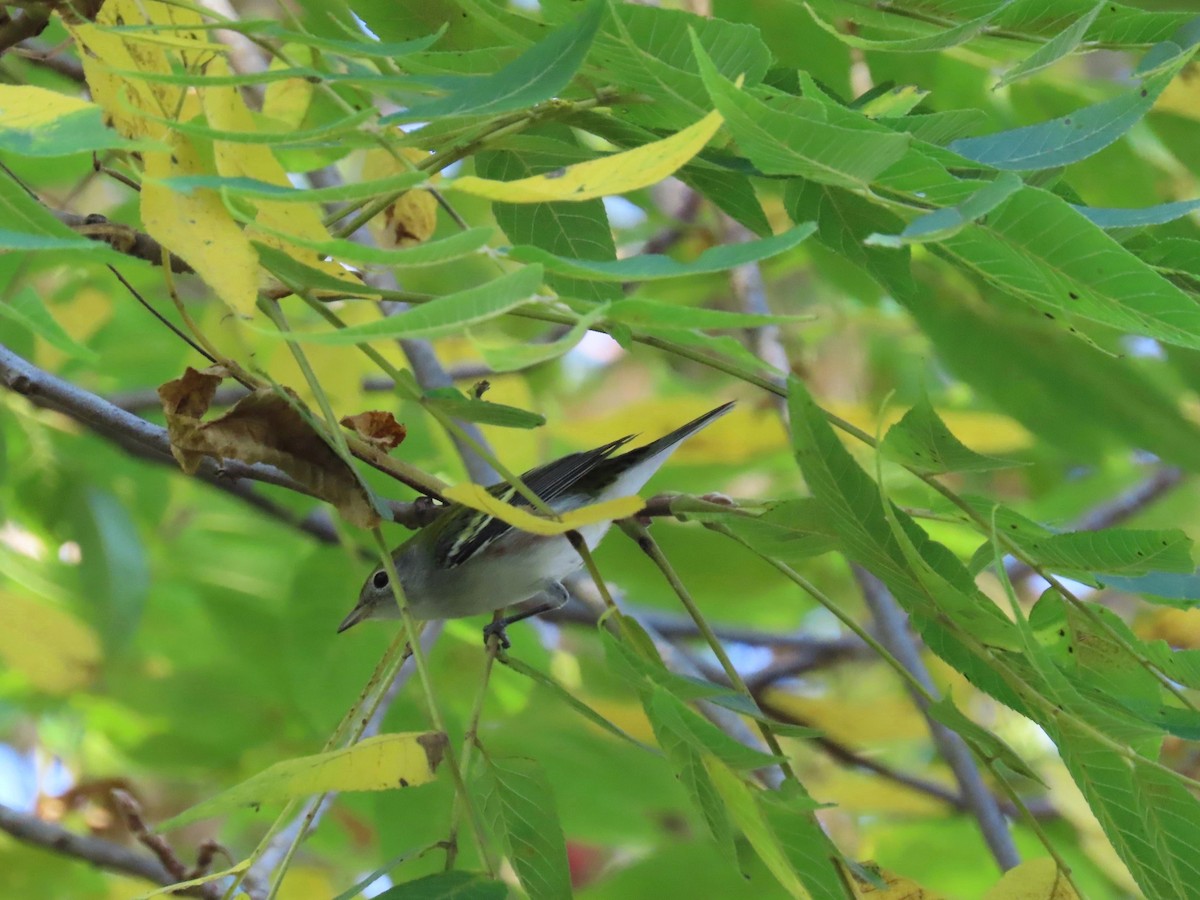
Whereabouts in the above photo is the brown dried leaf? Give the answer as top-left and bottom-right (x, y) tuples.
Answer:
(157, 369), (380, 528)
(340, 411), (407, 452)
(157, 365), (229, 418)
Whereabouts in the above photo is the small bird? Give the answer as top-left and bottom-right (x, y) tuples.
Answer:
(338, 401), (734, 644)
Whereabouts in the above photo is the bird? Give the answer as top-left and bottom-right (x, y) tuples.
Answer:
(337, 401), (735, 645)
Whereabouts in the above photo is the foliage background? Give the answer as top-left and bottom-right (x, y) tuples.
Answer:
(4, 0), (1200, 897)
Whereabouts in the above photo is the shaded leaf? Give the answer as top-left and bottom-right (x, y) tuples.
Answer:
(382, 0), (603, 123)
(996, 2), (1106, 88)
(950, 31), (1199, 169)
(374, 872), (507, 900)
(694, 37), (911, 188)
(507, 222), (815, 281)
(423, 388), (546, 428)
(278, 265), (546, 343)
(881, 394), (1022, 473)
(0, 288), (98, 360)
(479, 754), (572, 900)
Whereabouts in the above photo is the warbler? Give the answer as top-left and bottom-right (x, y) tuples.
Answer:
(338, 401), (734, 643)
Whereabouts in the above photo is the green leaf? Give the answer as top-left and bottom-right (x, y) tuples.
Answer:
(785, 180), (916, 296)
(720, 499), (840, 564)
(940, 186), (1200, 350)
(158, 170), (426, 203)
(604, 298), (810, 330)
(479, 754), (572, 900)
(950, 33), (1199, 170)
(276, 265), (545, 343)
(423, 388), (545, 428)
(880, 394), (1022, 473)
(897, 281), (1200, 468)
(693, 38), (911, 188)
(0, 288), (98, 361)
(967, 501), (1193, 578)
(382, 0), (604, 123)
(507, 222), (815, 281)
(253, 243), (381, 296)
(373, 871), (507, 900)
(500, 654), (657, 752)
(0, 86), (141, 157)
(217, 20), (447, 60)
(759, 782), (848, 900)
(643, 699), (734, 852)
(248, 221), (494, 268)
(647, 686), (782, 771)
(995, 1), (1106, 87)
(927, 695), (1045, 783)
(866, 173), (1024, 247)
(73, 487), (148, 657)
(786, 377), (1026, 697)
(703, 757), (806, 899)
(475, 303), (610, 372)
(0, 172), (111, 253)
(592, 4), (772, 131)
(1099, 572), (1200, 605)
(805, 0), (1011, 52)
(1053, 719), (1200, 898)
(477, 142), (620, 304)
(1077, 199), (1200, 229)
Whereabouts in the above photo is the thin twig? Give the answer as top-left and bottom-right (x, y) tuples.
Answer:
(621, 519), (798, 786)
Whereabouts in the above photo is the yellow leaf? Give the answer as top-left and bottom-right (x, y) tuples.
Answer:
(442, 484), (643, 536)
(981, 858), (1080, 900)
(158, 732), (448, 830)
(0, 85), (94, 129)
(202, 59), (358, 285)
(141, 133), (259, 317)
(362, 145), (438, 248)
(262, 45), (316, 130)
(0, 591), (100, 694)
(450, 108), (725, 202)
(67, 0), (208, 141)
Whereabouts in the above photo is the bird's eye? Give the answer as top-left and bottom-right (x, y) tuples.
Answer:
(372, 570), (389, 590)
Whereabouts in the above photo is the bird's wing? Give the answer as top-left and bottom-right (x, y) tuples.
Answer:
(434, 435), (634, 569)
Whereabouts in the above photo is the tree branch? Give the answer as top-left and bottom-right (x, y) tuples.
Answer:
(51, 211), (192, 273)
(855, 567), (1020, 871)
(0, 802), (217, 898)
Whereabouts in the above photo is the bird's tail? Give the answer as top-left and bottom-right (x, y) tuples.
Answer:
(590, 401), (736, 495)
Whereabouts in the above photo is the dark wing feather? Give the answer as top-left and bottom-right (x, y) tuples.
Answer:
(434, 434), (635, 569)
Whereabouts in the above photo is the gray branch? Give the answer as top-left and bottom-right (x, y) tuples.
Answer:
(0, 802), (217, 898)
(855, 567), (1020, 871)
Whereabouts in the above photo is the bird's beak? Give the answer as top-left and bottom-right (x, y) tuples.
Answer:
(337, 604), (370, 634)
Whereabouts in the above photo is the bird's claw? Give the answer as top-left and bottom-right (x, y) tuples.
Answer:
(481, 620), (512, 650)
